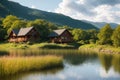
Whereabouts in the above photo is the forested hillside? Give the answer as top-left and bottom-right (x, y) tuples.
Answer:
(82, 20), (118, 29)
(0, 0), (97, 30)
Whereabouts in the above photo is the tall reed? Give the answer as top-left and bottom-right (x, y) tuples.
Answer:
(0, 55), (63, 77)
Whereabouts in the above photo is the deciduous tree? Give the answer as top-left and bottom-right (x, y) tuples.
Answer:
(97, 24), (113, 45)
(27, 19), (50, 39)
(2, 15), (18, 30)
(72, 29), (87, 41)
(111, 25), (120, 47)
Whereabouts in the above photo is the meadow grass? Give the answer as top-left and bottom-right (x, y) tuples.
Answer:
(5, 48), (98, 57)
(0, 43), (29, 50)
(30, 43), (74, 49)
(0, 55), (63, 77)
(0, 42), (75, 50)
(79, 44), (120, 54)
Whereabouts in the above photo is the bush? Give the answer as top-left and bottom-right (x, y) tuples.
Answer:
(89, 39), (96, 44)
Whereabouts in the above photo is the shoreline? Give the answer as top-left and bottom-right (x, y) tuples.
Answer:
(1, 42), (120, 54)
(79, 44), (120, 54)
(0, 42), (76, 50)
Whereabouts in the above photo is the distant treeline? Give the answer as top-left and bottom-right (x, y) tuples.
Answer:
(0, 15), (120, 47)
(72, 24), (120, 47)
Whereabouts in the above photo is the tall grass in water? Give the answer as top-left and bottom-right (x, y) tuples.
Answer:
(8, 49), (98, 57)
(0, 56), (63, 77)
(79, 44), (120, 54)
(31, 43), (75, 49)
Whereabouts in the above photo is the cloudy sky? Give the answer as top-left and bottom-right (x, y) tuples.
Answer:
(10, 0), (120, 24)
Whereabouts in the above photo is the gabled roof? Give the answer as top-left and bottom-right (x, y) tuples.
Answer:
(48, 29), (66, 37)
(18, 27), (33, 36)
(12, 27), (34, 36)
(12, 29), (19, 36)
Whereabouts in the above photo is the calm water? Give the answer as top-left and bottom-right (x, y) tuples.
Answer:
(0, 49), (120, 80)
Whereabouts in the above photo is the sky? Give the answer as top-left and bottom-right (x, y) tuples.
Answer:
(10, 0), (120, 24)
(10, 0), (62, 12)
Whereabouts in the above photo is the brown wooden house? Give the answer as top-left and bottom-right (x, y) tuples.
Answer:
(48, 29), (73, 43)
(8, 27), (40, 42)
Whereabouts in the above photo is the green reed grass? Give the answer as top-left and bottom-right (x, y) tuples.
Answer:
(30, 43), (74, 49)
(7, 49), (96, 57)
(79, 44), (120, 54)
(0, 43), (75, 51)
(0, 55), (63, 77)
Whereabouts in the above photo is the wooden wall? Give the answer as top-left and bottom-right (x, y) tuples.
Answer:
(50, 30), (73, 43)
(9, 28), (40, 42)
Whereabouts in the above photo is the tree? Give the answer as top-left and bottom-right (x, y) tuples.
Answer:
(0, 27), (6, 41)
(7, 20), (27, 34)
(87, 29), (98, 43)
(11, 20), (27, 29)
(2, 15), (28, 34)
(72, 29), (88, 41)
(0, 18), (3, 25)
(27, 19), (50, 39)
(59, 25), (73, 30)
(47, 22), (58, 30)
(87, 29), (98, 40)
(111, 25), (120, 47)
(0, 18), (7, 41)
(2, 15), (19, 30)
(97, 24), (113, 45)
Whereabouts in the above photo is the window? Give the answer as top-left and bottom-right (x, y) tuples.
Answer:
(61, 37), (67, 40)
(61, 37), (64, 39)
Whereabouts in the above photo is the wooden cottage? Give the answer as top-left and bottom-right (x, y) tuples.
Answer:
(8, 27), (40, 42)
(48, 29), (73, 43)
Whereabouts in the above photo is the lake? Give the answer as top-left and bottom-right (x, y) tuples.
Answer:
(0, 49), (120, 80)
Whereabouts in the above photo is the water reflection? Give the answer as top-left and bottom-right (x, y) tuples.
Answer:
(0, 49), (120, 80)
(99, 67), (120, 78)
(7, 49), (97, 57)
(112, 54), (120, 73)
(64, 53), (97, 65)
(1, 68), (63, 80)
(8, 49), (98, 65)
(99, 54), (120, 74)
(99, 54), (113, 73)
(0, 50), (8, 56)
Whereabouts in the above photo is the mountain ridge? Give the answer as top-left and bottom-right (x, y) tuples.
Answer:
(82, 20), (119, 28)
(0, 0), (98, 29)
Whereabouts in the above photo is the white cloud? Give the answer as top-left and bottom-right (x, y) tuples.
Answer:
(31, 5), (36, 9)
(57, 73), (66, 80)
(99, 67), (120, 78)
(55, 0), (120, 24)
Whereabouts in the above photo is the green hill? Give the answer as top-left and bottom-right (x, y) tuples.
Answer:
(82, 20), (118, 29)
(0, 0), (98, 29)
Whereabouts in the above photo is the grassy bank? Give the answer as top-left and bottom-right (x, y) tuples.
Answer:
(0, 42), (75, 50)
(79, 44), (120, 54)
(0, 55), (63, 77)
(30, 43), (75, 49)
